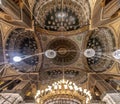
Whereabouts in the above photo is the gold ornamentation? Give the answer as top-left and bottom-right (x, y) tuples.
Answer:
(35, 79), (92, 104)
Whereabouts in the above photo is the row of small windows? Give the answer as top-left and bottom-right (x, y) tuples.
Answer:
(0, 80), (21, 92)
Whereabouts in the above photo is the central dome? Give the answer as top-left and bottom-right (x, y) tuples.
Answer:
(46, 38), (79, 65)
(34, 0), (90, 32)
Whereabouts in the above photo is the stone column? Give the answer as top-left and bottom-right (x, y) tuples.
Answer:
(102, 93), (120, 104)
(89, 74), (120, 104)
(0, 80), (32, 103)
(0, 93), (23, 104)
(103, 0), (120, 19)
(89, 74), (115, 94)
(91, 0), (120, 28)
(0, 0), (32, 28)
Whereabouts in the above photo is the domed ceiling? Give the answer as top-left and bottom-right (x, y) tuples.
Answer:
(4, 26), (116, 86)
(34, 0), (90, 31)
(0, 0), (119, 103)
(5, 28), (42, 72)
(46, 38), (79, 65)
(1, 0), (116, 86)
(38, 32), (88, 85)
(86, 28), (115, 72)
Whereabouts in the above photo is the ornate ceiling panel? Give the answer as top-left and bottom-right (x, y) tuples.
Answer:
(86, 27), (115, 72)
(37, 31), (88, 70)
(5, 28), (42, 72)
(36, 31), (88, 85)
(46, 38), (79, 65)
(0, 0), (120, 103)
(40, 67), (87, 86)
(34, 0), (90, 31)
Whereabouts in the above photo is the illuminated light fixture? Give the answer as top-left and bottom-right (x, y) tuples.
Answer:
(79, 87), (82, 92)
(112, 49), (120, 59)
(45, 49), (56, 59)
(13, 56), (22, 62)
(69, 85), (73, 90)
(57, 12), (66, 18)
(74, 85), (79, 91)
(64, 84), (68, 89)
(35, 79), (92, 104)
(84, 89), (87, 93)
(69, 16), (75, 21)
(0, 0), (2, 4)
(48, 86), (52, 91)
(58, 85), (62, 89)
(54, 85), (58, 90)
(84, 48), (95, 58)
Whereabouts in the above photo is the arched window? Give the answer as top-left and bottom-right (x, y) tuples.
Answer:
(7, 80), (21, 90)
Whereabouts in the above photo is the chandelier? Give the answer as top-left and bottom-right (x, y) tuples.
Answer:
(35, 79), (92, 104)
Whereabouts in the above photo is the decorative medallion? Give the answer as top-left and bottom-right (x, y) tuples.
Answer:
(46, 38), (79, 65)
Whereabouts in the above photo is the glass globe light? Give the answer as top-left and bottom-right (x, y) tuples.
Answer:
(45, 50), (57, 59)
(112, 49), (120, 59)
(13, 56), (22, 62)
(84, 49), (95, 58)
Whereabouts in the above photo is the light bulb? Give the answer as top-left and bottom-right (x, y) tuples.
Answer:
(69, 85), (73, 90)
(79, 87), (82, 92)
(13, 56), (22, 62)
(54, 85), (58, 90)
(41, 90), (44, 93)
(86, 97), (89, 104)
(48, 86), (52, 91)
(37, 90), (40, 94)
(36, 98), (40, 103)
(55, 82), (57, 84)
(69, 81), (72, 85)
(74, 85), (78, 91)
(45, 88), (49, 92)
(62, 79), (65, 83)
(86, 91), (90, 95)
(84, 89), (87, 93)
(64, 85), (68, 89)
(89, 95), (92, 99)
(66, 80), (69, 84)
(59, 85), (62, 89)
(35, 95), (37, 99)
(73, 83), (76, 86)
